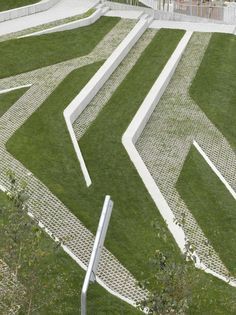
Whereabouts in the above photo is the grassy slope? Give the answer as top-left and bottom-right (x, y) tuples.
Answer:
(0, 16), (119, 79)
(190, 33), (236, 151)
(0, 0), (38, 11)
(176, 146), (236, 275)
(7, 29), (185, 280)
(0, 87), (28, 117)
(0, 192), (141, 314)
(6, 29), (236, 313)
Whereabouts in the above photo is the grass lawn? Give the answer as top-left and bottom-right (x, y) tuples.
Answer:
(6, 29), (236, 314)
(0, 16), (119, 79)
(0, 192), (141, 314)
(176, 146), (236, 275)
(190, 33), (236, 152)
(0, 88), (28, 117)
(7, 29), (185, 278)
(0, 0), (39, 11)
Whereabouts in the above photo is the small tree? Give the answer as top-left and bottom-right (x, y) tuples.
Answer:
(138, 220), (195, 315)
(0, 171), (66, 314)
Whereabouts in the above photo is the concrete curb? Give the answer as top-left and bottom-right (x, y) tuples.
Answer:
(0, 84), (32, 95)
(122, 30), (236, 287)
(193, 141), (236, 200)
(64, 16), (150, 187)
(19, 2), (102, 37)
(122, 31), (192, 255)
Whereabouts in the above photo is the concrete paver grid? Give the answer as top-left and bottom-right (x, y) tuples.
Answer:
(73, 28), (157, 140)
(0, 19), (147, 309)
(136, 32), (236, 281)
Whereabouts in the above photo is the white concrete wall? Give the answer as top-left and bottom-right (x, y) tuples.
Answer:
(0, 0), (60, 22)
(22, 6), (104, 37)
(193, 141), (236, 200)
(122, 31), (193, 254)
(64, 17), (150, 187)
(122, 30), (236, 287)
(130, 31), (193, 143)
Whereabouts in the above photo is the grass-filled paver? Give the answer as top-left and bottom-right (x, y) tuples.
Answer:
(190, 33), (236, 151)
(0, 191), (141, 314)
(0, 0), (39, 11)
(0, 87), (28, 117)
(176, 146), (236, 275)
(6, 29), (236, 313)
(0, 16), (119, 79)
(7, 29), (185, 279)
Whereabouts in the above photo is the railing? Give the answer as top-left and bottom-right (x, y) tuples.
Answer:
(174, 2), (223, 20)
(105, 0), (236, 24)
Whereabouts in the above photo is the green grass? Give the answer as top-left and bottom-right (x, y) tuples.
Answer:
(176, 146), (236, 275)
(0, 192), (141, 314)
(0, 0), (39, 11)
(187, 268), (236, 315)
(0, 16), (119, 79)
(6, 29), (236, 313)
(0, 88), (28, 117)
(190, 33), (236, 152)
(7, 29), (185, 279)
(0, 8), (96, 43)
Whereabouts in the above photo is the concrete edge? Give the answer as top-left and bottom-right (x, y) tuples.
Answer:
(19, 1), (102, 38)
(63, 16), (149, 187)
(193, 141), (236, 200)
(0, 0), (60, 23)
(0, 84), (32, 95)
(121, 30), (236, 287)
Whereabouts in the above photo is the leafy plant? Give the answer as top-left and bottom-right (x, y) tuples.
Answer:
(138, 220), (194, 315)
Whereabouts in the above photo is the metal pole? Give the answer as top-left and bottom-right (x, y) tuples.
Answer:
(81, 279), (88, 315)
(81, 196), (114, 315)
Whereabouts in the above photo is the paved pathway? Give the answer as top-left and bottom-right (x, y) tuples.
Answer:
(0, 19), (147, 309)
(149, 19), (236, 34)
(136, 32), (236, 281)
(0, 0), (98, 37)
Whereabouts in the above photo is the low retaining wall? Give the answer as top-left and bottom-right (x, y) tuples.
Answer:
(0, 84), (32, 95)
(23, 5), (104, 37)
(0, 0), (60, 23)
(122, 31), (192, 254)
(64, 16), (150, 187)
(128, 31), (193, 143)
(122, 30), (236, 287)
(193, 141), (236, 200)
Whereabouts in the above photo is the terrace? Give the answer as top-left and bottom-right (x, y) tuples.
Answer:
(0, 0), (235, 314)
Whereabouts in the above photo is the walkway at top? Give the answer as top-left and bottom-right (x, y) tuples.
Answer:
(0, 0), (98, 37)
(105, 9), (236, 34)
(0, 0), (235, 37)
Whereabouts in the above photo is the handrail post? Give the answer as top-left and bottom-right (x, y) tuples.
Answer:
(80, 196), (113, 315)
